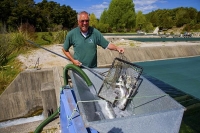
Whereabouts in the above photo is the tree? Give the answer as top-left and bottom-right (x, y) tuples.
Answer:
(175, 8), (188, 27)
(197, 11), (200, 23)
(9, 0), (35, 27)
(99, 9), (108, 24)
(98, 9), (110, 33)
(61, 6), (77, 30)
(0, 0), (77, 32)
(97, 23), (109, 33)
(136, 11), (146, 30)
(35, 1), (77, 31)
(106, 0), (136, 31)
(0, 0), (13, 27)
(89, 13), (98, 28)
(159, 10), (174, 29)
(36, 0), (60, 31)
(146, 11), (159, 27)
(145, 22), (154, 33)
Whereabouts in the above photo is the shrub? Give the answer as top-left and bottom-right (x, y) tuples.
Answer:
(53, 30), (67, 44)
(0, 34), (14, 65)
(9, 22), (36, 49)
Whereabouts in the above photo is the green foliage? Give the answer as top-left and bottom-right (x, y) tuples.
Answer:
(193, 24), (200, 31)
(0, 0), (77, 32)
(10, 23), (36, 49)
(0, 34), (14, 65)
(0, 22), (37, 94)
(97, 23), (109, 33)
(5, 0), (36, 30)
(145, 22), (154, 33)
(106, 0), (136, 31)
(183, 24), (191, 32)
(89, 13), (98, 28)
(179, 121), (196, 133)
(53, 30), (68, 44)
(99, 9), (108, 24)
(1, 0), (199, 33)
(183, 24), (200, 32)
(34, 31), (69, 45)
(0, 22), (35, 65)
(197, 12), (200, 23)
(146, 7), (199, 31)
(136, 11), (146, 30)
(35, 32), (53, 45)
(0, 30), (67, 94)
(135, 11), (155, 32)
(0, 51), (22, 95)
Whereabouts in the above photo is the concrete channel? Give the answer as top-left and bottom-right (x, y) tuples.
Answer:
(0, 40), (200, 132)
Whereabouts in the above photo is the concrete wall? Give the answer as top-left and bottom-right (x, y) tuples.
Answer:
(0, 69), (58, 122)
(1, 45), (200, 122)
(97, 45), (200, 66)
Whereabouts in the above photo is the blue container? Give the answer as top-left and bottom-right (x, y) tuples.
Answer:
(60, 88), (98, 133)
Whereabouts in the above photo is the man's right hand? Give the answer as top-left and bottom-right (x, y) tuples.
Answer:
(72, 60), (82, 66)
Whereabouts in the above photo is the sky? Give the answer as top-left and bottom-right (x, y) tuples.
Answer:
(34, 0), (200, 18)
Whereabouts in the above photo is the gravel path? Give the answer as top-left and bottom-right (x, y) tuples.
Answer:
(17, 44), (70, 69)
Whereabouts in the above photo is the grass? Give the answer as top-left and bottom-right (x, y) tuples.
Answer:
(0, 51), (23, 94)
(180, 121), (196, 133)
(34, 31), (67, 45)
(0, 31), (67, 95)
(35, 32), (54, 45)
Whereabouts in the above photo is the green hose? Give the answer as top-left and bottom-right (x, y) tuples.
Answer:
(63, 64), (92, 86)
(34, 64), (92, 133)
(34, 107), (60, 133)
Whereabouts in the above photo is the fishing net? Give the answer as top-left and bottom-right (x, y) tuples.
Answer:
(98, 54), (143, 110)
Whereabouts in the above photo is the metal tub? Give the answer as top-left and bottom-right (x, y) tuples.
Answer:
(69, 68), (185, 133)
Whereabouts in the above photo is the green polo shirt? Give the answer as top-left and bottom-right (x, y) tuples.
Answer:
(63, 27), (109, 68)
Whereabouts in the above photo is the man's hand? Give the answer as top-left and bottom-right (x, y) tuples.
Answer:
(117, 47), (124, 53)
(72, 60), (82, 66)
(107, 43), (124, 53)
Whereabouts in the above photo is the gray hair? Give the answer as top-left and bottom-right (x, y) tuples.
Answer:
(77, 11), (89, 20)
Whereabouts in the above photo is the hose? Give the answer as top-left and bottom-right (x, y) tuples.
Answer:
(34, 64), (92, 133)
(63, 63), (93, 86)
(34, 107), (60, 133)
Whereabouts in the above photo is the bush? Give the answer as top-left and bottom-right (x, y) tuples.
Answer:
(0, 23), (36, 94)
(53, 30), (67, 44)
(9, 22), (36, 49)
(0, 34), (14, 65)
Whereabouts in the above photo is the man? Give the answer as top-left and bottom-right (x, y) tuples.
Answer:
(62, 11), (124, 68)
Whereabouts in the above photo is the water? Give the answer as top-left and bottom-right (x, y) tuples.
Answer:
(0, 115), (44, 128)
(136, 56), (200, 99)
(136, 56), (200, 133)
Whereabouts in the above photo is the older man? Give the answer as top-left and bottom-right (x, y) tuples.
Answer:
(62, 11), (124, 68)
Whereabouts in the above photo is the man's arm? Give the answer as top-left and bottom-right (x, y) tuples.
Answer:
(107, 43), (124, 53)
(62, 48), (82, 66)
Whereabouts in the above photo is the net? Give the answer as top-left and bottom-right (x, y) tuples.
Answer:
(98, 54), (143, 110)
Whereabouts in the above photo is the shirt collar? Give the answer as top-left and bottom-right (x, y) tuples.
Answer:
(78, 26), (93, 37)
